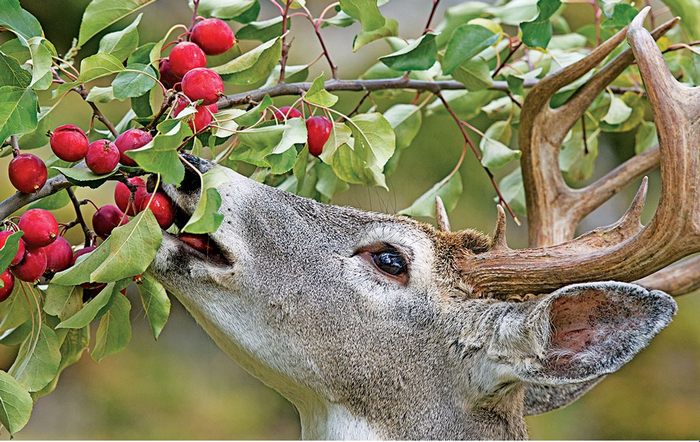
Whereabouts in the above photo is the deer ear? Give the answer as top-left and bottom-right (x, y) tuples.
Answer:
(516, 282), (676, 385)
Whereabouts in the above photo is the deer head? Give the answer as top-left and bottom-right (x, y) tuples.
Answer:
(149, 10), (695, 440)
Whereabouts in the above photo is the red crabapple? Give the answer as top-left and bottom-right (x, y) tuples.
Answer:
(12, 247), (47, 282)
(9, 153), (47, 193)
(181, 68), (224, 105)
(169, 42), (207, 77)
(0, 270), (14, 301)
(86, 140), (120, 174)
(159, 58), (182, 89)
(173, 96), (217, 132)
(114, 177), (147, 216)
(139, 192), (175, 230)
(0, 231), (26, 266)
(306, 116), (333, 157)
(43, 236), (73, 273)
(114, 129), (152, 166)
(50, 124), (89, 162)
(92, 205), (128, 239)
(272, 106), (302, 122)
(18, 209), (58, 247)
(190, 18), (236, 55)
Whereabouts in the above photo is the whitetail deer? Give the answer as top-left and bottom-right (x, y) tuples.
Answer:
(150, 10), (697, 439)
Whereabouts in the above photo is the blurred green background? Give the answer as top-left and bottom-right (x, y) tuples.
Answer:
(1, 0), (699, 439)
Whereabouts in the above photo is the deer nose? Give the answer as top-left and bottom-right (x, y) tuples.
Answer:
(179, 153), (214, 193)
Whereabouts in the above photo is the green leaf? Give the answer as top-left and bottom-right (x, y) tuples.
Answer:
(379, 33), (437, 71)
(0, 86), (38, 144)
(520, 0), (561, 48)
(304, 73), (338, 107)
(86, 86), (116, 103)
(44, 284), (83, 321)
(112, 63), (157, 99)
(0, 369), (33, 435)
(664, 0), (700, 39)
(339, 0), (386, 32)
(318, 121), (352, 162)
(602, 3), (638, 29)
(195, 0), (257, 19)
(451, 58), (493, 90)
(9, 324), (61, 392)
(0, 231), (22, 274)
(442, 24), (498, 74)
(34, 326), (90, 398)
(383, 104), (422, 150)
(559, 128), (599, 182)
(271, 116), (307, 154)
(500, 167), (526, 216)
(55, 282), (119, 328)
(24, 38), (54, 90)
(92, 294), (131, 362)
(0, 0), (42, 40)
(353, 18), (398, 52)
(237, 16), (289, 41)
(79, 53), (126, 84)
(480, 120), (520, 169)
(315, 162), (349, 200)
(53, 211), (162, 286)
(232, 95), (272, 127)
(19, 105), (56, 148)
(0, 52), (31, 88)
(435, 2), (490, 47)
(263, 64), (309, 88)
(212, 37), (281, 85)
(28, 189), (70, 211)
(138, 273), (170, 339)
(182, 166), (230, 234)
(78, 0), (156, 46)
(128, 120), (192, 185)
(635, 121), (658, 154)
(398, 173), (463, 218)
(601, 93), (632, 125)
(53, 166), (119, 188)
(98, 13), (141, 61)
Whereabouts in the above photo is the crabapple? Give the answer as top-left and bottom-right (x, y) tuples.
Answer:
(0, 231), (26, 266)
(86, 140), (120, 174)
(139, 192), (175, 230)
(9, 153), (47, 193)
(0, 270), (14, 301)
(159, 58), (182, 89)
(43, 236), (73, 273)
(12, 247), (47, 282)
(18, 209), (58, 247)
(92, 205), (128, 239)
(181, 68), (224, 105)
(173, 96), (218, 132)
(50, 124), (89, 162)
(114, 177), (147, 216)
(306, 116), (333, 157)
(169, 42), (207, 77)
(190, 18), (236, 55)
(114, 129), (152, 166)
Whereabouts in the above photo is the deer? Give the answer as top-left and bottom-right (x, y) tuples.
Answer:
(149, 10), (699, 439)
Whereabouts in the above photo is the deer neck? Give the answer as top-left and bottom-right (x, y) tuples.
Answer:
(293, 385), (528, 440)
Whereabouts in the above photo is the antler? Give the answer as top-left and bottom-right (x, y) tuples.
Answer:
(462, 9), (700, 297)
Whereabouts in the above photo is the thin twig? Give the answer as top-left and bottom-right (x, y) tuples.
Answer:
(424, 0), (440, 34)
(190, 0), (200, 29)
(278, 0), (293, 83)
(76, 86), (119, 137)
(9, 136), (20, 158)
(66, 187), (95, 247)
(436, 93), (520, 225)
(347, 91), (371, 117)
(492, 39), (522, 78)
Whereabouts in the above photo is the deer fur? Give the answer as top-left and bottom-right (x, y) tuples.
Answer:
(150, 163), (677, 440)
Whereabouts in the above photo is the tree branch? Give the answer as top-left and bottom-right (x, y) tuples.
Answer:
(66, 187), (95, 248)
(0, 175), (71, 220)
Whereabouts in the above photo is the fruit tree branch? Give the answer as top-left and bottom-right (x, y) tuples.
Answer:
(0, 175), (71, 220)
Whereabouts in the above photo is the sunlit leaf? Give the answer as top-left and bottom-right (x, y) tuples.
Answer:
(379, 33), (437, 71)
(0, 370), (33, 434)
(138, 273), (170, 339)
(79, 0), (155, 46)
(398, 173), (463, 218)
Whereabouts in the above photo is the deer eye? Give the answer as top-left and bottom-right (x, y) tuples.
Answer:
(371, 249), (407, 276)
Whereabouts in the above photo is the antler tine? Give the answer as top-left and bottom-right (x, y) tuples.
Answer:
(491, 205), (509, 251)
(554, 18), (679, 136)
(435, 196), (451, 232)
(523, 28), (629, 111)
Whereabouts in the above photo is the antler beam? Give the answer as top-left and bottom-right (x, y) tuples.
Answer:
(464, 9), (700, 297)
(520, 17), (677, 247)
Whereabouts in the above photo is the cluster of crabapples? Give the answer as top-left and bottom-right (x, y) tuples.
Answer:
(1, 18), (336, 302)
